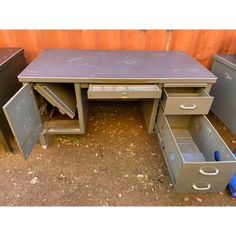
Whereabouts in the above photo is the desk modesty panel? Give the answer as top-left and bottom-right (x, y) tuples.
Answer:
(18, 49), (216, 83)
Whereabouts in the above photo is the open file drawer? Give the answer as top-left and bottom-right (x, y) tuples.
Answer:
(155, 108), (236, 193)
(160, 87), (214, 115)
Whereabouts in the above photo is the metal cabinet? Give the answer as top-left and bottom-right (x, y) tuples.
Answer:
(210, 54), (236, 135)
(0, 48), (26, 152)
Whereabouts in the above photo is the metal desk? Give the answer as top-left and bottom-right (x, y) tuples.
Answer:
(3, 49), (216, 159)
(4, 49), (236, 194)
(0, 48), (25, 152)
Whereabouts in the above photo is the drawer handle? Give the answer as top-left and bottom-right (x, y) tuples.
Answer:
(121, 92), (128, 99)
(180, 104), (197, 110)
(199, 167), (219, 176)
(192, 183), (211, 191)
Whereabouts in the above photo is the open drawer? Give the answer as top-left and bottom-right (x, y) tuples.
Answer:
(87, 84), (162, 99)
(172, 178), (230, 194)
(155, 108), (236, 193)
(160, 87), (214, 115)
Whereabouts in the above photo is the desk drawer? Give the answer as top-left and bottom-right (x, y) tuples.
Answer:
(155, 108), (236, 192)
(173, 178), (229, 193)
(87, 84), (162, 99)
(161, 87), (213, 115)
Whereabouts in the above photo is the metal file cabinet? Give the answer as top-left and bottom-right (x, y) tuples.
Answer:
(210, 54), (236, 135)
(0, 48), (25, 152)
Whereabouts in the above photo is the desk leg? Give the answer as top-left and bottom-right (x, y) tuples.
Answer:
(39, 134), (48, 149)
(0, 129), (13, 153)
(141, 98), (159, 134)
(75, 84), (88, 134)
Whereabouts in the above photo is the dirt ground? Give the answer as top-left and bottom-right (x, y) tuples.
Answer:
(0, 101), (236, 206)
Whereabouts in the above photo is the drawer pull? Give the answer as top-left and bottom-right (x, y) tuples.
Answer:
(121, 92), (128, 99)
(199, 167), (219, 176)
(192, 183), (211, 191)
(180, 104), (197, 110)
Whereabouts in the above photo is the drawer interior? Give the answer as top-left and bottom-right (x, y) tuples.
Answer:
(164, 87), (209, 98)
(165, 114), (235, 163)
(172, 129), (205, 162)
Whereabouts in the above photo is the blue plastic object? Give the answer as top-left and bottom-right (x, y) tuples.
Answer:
(228, 153), (236, 199)
(214, 151), (236, 199)
(214, 151), (221, 161)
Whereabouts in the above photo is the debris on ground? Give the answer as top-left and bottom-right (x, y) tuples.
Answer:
(196, 197), (203, 202)
(30, 177), (38, 185)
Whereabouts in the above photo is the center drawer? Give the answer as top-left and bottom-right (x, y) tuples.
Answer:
(87, 84), (162, 99)
(155, 108), (236, 187)
(160, 87), (214, 115)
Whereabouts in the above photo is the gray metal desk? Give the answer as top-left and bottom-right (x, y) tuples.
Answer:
(4, 49), (236, 193)
(0, 48), (25, 152)
(4, 49), (216, 158)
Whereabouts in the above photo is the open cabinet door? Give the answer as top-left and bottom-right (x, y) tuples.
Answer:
(3, 84), (43, 159)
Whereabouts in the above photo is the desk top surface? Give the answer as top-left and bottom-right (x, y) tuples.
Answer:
(19, 49), (216, 83)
